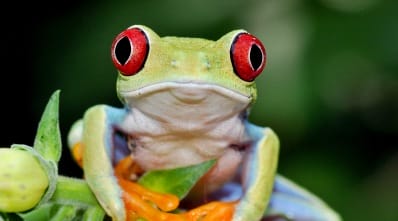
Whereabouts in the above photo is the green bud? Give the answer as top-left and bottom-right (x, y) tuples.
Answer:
(0, 148), (49, 212)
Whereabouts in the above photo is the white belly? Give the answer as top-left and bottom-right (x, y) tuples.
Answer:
(122, 108), (250, 171)
(118, 83), (253, 192)
(119, 83), (252, 171)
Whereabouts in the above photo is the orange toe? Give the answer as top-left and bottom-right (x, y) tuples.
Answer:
(184, 201), (236, 221)
(114, 156), (145, 181)
(71, 142), (83, 168)
(115, 156), (235, 221)
(119, 177), (185, 221)
(118, 177), (179, 212)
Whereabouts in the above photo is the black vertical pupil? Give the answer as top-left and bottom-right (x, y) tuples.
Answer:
(250, 44), (263, 70)
(115, 36), (131, 65)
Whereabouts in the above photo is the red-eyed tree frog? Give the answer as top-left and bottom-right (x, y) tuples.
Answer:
(67, 25), (341, 221)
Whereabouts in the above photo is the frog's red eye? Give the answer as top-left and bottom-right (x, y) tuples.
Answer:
(111, 27), (149, 76)
(230, 32), (266, 82)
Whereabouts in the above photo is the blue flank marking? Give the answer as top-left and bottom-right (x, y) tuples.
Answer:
(241, 122), (266, 200)
(103, 106), (128, 164)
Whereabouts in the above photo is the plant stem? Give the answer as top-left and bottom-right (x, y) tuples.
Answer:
(52, 175), (101, 208)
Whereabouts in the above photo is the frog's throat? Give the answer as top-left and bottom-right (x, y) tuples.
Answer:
(118, 81), (252, 105)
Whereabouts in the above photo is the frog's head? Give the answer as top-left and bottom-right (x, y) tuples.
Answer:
(111, 25), (266, 121)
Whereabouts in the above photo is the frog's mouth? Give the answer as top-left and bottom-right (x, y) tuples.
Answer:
(120, 82), (251, 105)
(119, 81), (252, 126)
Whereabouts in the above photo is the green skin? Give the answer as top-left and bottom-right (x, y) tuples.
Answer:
(68, 25), (341, 221)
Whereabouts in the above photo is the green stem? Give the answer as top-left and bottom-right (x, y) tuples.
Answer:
(18, 176), (106, 221)
(52, 176), (101, 207)
(50, 205), (76, 221)
(82, 207), (106, 221)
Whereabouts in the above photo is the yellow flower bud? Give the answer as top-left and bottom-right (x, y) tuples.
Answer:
(0, 148), (49, 212)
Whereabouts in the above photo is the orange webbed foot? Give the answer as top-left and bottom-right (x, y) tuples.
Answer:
(183, 201), (236, 221)
(119, 178), (185, 221)
(115, 156), (236, 221)
(120, 178), (236, 221)
(115, 157), (184, 220)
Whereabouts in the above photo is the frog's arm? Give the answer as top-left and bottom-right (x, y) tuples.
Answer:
(232, 124), (341, 221)
(266, 174), (342, 220)
(233, 124), (279, 221)
(69, 105), (127, 221)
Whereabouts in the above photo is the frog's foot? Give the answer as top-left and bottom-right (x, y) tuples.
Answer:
(118, 177), (185, 221)
(120, 180), (236, 221)
(71, 142), (83, 168)
(184, 201), (236, 221)
(114, 155), (145, 181)
(115, 156), (236, 221)
(115, 156), (182, 220)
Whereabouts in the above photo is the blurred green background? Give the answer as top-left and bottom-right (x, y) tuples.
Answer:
(1, 0), (397, 220)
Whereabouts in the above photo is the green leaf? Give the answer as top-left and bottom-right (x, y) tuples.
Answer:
(33, 90), (62, 163)
(10, 90), (63, 207)
(138, 159), (216, 199)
